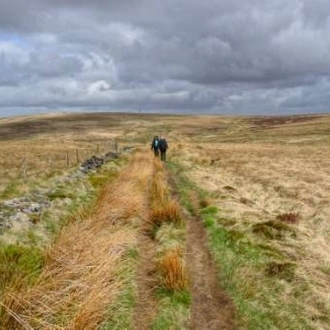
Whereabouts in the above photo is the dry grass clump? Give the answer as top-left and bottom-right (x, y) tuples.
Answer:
(159, 248), (189, 292)
(150, 201), (182, 226)
(276, 212), (300, 224)
(149, 159), (182, 229)
(1, 223), (133, 330)
(150, 173), (168, 203)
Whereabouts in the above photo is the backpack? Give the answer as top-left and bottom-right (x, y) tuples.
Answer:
(153, 138), (159, 148)
(159, 138), (167, 150)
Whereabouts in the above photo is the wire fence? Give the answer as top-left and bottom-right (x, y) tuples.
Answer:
(0, 140), (120, 196)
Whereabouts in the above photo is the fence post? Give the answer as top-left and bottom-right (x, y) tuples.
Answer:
(66, 151), (70, 167)
(20, 158), (27, 179)
(49, 156), (53, 175)
(76, 149), (80, 164)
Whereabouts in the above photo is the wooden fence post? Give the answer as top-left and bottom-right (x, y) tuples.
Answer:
(66, 151), (70, 167)
(114, 141), (118, 154)
(76, 149), (80, 164)
(49, 156), (53, 175)
(21, 158), (27, 179)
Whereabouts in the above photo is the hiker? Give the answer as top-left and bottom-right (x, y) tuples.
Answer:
(151, 135), (160, 157)
(158, 136), (168, 161)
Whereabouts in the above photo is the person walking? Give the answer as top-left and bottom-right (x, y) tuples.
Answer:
(158, 136), (168, 161)
(151, 135), (160, 157)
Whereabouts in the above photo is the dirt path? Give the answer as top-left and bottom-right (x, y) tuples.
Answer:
(131, 157), (159, 330)
(131, 227), (159, 329)
(186, 213), (235, 330)
(168, 174), (235, 330)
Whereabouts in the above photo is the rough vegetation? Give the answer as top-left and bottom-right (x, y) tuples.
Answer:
(0, 112), (330, 329)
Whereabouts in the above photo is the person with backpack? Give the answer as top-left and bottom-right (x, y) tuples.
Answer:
(158, 136), (168, 161)
(151, 135), (160, 157)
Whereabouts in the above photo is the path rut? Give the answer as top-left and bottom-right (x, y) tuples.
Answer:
(168, 173), (235, 330)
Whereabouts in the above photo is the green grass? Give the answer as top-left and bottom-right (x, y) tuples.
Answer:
(200, 206), (311, 330)
(101, 247), (139, 330)
(0, 244), (44, 294)
(0, 180), (21, 199)
(0, 155), (125, 321)
(168, 161), (313, 330)
(152, 288), (190, 330)
(166, 161), (205, 215)
(149, 166), (191, 330)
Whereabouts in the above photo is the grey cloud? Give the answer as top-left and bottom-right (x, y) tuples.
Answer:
(0, 0), (330, 116)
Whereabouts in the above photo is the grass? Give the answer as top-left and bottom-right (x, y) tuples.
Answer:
(159, 247), (189, 292)
(100, 248), (139, 330)
(148, 158), (191, 329)
(1, 112), (330, 329)
(0, 151), (129, 329)
(168, 157), (328, 329)
(199, 206), (311, 329)
(152, 288), (191, 330)
(0, 244), (44, 294)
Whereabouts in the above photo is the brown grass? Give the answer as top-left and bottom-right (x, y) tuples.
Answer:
(2, 112), (330, 328)
(0, 152), (153, 330)
(276, 212), (300, 224)
(150, 201), (182, 227)
(159, 248), (189, 292)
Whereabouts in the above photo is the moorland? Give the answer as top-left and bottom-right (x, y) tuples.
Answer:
(0, 112), (329, 329)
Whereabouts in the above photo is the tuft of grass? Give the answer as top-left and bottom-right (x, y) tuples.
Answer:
(0, 244), (44, 294)
(200, 205), (218, 215)
(276, 212), (300, 224)
(265, 261), (296, 281)
(252, 220), (296, 239)
(150, 201), (182, 227)
(159, 248), (190, 292)
(0, 181), (21, 199)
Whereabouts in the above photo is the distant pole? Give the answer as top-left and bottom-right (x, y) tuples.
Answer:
(116, 142), (119, 154)
(49, 156), (53, 174)
(76, 149), (80, 164)
(21, 158), (27, 179)
(66, 151), (70, 167)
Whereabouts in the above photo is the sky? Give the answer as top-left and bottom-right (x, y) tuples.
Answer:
(0, 0), (330, 117)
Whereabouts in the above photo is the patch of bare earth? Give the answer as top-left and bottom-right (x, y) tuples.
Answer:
(168, 175), (235, 330)
(131, 222), (158, 329)
(186, 213), (235, 330)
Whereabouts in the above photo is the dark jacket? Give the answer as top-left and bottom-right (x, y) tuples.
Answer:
(158, 138), (168, 150)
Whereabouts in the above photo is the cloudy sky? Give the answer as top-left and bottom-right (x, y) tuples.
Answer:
(0, 0), (330, 117)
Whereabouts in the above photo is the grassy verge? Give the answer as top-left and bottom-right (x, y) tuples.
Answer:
(100, 247), (139, 330)
(167, 160), (316, 330)
(0, 158), (126, 325)
(149, 159), (191, 330)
